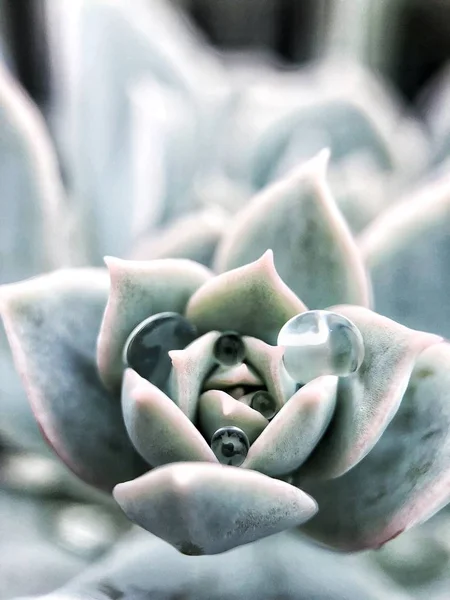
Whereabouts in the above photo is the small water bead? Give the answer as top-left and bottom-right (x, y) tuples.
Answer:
(250, 391), (277, 420)
(213, 332), (245, 366)
(277, 310), (364, 384)
(123, 312), (197, 388)
(211, 426), (249, 466)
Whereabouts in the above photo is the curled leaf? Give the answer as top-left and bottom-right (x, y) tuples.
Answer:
(122, 369), (217, 466)
(167, 331), (221, 421)
(203, 363), (264, 390)
(243, 376), (337, 476)
(243, 336), (297, 409)
(198, 390), (268, 444)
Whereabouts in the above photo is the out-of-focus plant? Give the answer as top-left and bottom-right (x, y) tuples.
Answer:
(13, 527), (412, 600)
(47, 0), (428, 254)
(357, 64), (450, 342)
(0, 58), (76, 451)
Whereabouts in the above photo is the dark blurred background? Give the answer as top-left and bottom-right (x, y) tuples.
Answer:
(2, 0), (450, 111)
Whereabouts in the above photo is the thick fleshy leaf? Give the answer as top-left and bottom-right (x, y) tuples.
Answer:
(299, 341), (450, 551)
(114, 462), (317, 555)
(0, 270), (147, 491)
(214, 151), (371, 309)
(359, 173), (450, 338)
(198, 390), (268, 444)
(121, 369), (217, 466)
(203, 363), (264, 390)
(167, 331), (221, 421)
(302, 305), (442, 479)
(97, 257), (212, 390)
(186, 251), (305, 344)
(131, 208), (227, 267)
(243, 376), (337, 476)
(243, 336), (297, 408)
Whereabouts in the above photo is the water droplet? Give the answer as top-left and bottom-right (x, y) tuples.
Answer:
(250, 391), (277, 420)
(277, 310), (364, 384)
(211, 426), (249, 466)
(213, 332), (245, 366)
(123, 312), (197, 387)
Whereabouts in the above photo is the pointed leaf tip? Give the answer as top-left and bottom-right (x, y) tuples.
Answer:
(214, 151), (371, 310)
(114, 462), (317, 555)
(186, 253), (306, 344)
(97, 257), (212, 390)
(290, 147), (331, 181)
(243, 375), (337, 476)
(1, 269), (147, 491)
(167, 331), (221, 421)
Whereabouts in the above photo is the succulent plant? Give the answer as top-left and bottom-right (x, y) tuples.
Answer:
(2, 151), (449, 561)
(2, 2), (450, 598)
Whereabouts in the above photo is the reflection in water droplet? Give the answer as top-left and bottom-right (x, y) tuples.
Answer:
(211, 426), (249, 466)
(277, 310), (364, 384)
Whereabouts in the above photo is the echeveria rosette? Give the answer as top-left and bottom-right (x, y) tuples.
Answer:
(2, 152), (449, 557)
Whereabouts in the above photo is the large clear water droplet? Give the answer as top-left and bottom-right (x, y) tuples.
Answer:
(123, 312), (197, 388)
(277, 310), (364, 384)
(213, 331), (245, 366)
(211, 426), (249, 466)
